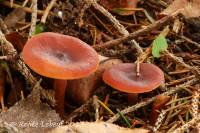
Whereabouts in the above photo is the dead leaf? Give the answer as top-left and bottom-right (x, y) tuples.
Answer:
(0, 96), (62, 133)
(4, 8), (26, 30)
(67, 58), (123, 105)
(160, 0), (200, 18)
(0, 120), (23, 133)
(7, 76), (25, 106)
(49, 122), (150, 133)
(150, 95), (170, 124)
(5, 32), (27, 52)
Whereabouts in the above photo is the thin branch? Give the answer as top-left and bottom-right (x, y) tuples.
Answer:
(41, 0), (58, 24)
(65, 99), (92, 122)
(0, 1), (44, 15)
(172, 114), (200, 133)
(165, 50), (200, 78)
(174, 33), (200, 49)
(29, 0), (37, 38)
(22, 0), (29, 7)
(107, 79), (198, 123)
(10, 0), (14, 7)
(93, 14), (174, 51)
(86, 0), (143, 55)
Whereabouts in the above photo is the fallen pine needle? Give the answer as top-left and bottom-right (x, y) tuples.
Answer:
(98, 99), (115, 116)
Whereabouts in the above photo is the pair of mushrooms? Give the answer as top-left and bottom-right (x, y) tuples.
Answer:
(22, 32), (164, 116)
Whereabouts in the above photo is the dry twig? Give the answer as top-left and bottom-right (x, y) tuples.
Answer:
(175, 34), (200, 49)
(165, 50), (200, 78)
(172, 114), (200, 133)
(93, 96), (100, 121)
(93, 14), (173, 51)
(107, 79), (198, 123)
(10, 0), (14, 7)
(29, 0), (37, 38)
(0, 1), (44, 15)
(22, 0), (29, 7)
(65, 99), (92, 122)
(41, 0), (58, 24)
(86, 0), (143, 55)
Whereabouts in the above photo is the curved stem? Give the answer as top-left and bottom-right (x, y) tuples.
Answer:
(54, 79), (67, 117)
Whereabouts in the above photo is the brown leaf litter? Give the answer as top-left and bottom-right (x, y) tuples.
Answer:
(49, 122), (150, 133)
(0, 95), (62, 133)
(161, 0), (200, 18)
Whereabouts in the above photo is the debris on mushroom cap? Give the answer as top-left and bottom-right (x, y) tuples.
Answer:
(103, 63), (164, 93)
(22, 32), (99, 79)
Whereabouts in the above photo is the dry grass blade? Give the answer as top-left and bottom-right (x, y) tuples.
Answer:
(107, 79), (198, 123)
(172, 114), (200, 133)
(98, 99), (115, 116)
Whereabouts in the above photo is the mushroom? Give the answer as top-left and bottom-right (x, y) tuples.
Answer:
(22, 32), (99, 116)
(103, 63), (164, 104)
(67, 58), (123, 105)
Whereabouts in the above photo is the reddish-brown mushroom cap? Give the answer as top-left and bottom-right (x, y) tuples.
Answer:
(22, 32), (99, 79)
(103, 63), (164, 93)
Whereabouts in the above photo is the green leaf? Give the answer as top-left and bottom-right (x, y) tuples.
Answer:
(152, 35), (168, 58)
(34, 23), (46, 35)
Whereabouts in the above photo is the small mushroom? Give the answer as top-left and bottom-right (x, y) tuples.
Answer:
(22, 32), (99, 116)
(103, 63), (164, 104)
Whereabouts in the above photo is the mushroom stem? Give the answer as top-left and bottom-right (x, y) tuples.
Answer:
(127, 93), (138, 104)
(54, 79), (67, 117)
